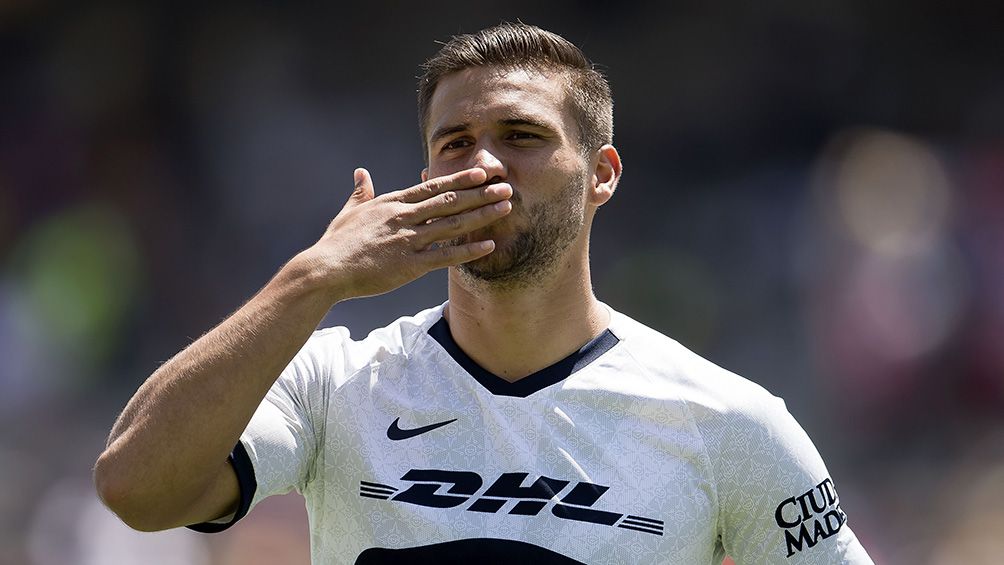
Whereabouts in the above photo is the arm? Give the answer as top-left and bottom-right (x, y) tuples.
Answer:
(707, 394), (873, 564)
(93, 167), (512, 531)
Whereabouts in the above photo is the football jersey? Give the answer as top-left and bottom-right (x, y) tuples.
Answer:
(189, 302), (873, 564)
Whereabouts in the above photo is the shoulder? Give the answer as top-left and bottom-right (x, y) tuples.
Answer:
(287, 302), (447, 387)
(606, 306), (813, 466)
(607, 307), (784, 423)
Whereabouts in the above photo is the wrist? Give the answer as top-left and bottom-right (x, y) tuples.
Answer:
(278, 250), (350, 306)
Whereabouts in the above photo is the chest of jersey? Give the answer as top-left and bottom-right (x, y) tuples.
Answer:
(309, 344), (721, 563)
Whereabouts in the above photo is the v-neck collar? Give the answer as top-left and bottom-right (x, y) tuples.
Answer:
(427, 317), (620, 398)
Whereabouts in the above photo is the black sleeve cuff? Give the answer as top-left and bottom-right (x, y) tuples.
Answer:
(186, 441), (258, 533)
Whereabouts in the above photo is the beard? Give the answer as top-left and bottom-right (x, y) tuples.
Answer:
(451, 169), (587, 290)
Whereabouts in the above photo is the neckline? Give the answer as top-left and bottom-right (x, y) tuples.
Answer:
(427, 317), (620, 398)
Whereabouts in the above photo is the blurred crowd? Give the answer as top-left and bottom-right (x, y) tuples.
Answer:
(1, 2), (1001, 563)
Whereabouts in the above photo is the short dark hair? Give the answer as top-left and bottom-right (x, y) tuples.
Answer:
(417, 22), (613, 160)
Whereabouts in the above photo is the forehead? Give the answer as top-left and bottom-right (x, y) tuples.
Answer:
(426, 66), (575, 140)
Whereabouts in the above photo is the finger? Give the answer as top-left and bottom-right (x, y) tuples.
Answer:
(411, 199), (512, 247)
(409, 182), (512, 224)
(347, 168), (375, 206)
(419, 239), (496, 270)
(396, 168), (488, 204)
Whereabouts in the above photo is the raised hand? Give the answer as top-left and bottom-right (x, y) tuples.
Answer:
(300, 167), (512, 301)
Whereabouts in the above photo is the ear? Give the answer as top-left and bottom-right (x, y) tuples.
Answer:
(421, 168), (429, 182)
(588, 144), (622, 207)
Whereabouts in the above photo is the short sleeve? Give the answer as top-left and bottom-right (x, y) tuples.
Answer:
(240, 375), (319, 509)
(697, 394), (873, 564)
(186, 441), (257, 533)
(187, 328), (343, 532)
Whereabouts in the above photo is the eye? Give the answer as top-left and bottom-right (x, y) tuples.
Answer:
(507, 131), (539, 141)
(441, 138), (472, 152)
(443, 139), (468, 149)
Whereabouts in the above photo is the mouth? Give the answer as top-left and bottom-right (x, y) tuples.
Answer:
(478, 178), (520, 206)
(451, 207), (518, 249)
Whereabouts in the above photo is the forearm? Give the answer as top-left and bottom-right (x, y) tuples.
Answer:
(95, 252), (336, 526)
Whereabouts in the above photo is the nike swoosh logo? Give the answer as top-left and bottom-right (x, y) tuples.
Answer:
(387, 417), (457, 440)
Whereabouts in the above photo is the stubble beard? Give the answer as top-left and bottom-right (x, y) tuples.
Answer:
(452, 171), (587, 291)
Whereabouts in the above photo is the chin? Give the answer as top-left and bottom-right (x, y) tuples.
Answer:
(456, 231), (545, 289)
(462, 240), (515, 273)
(459, 219), (517, 250)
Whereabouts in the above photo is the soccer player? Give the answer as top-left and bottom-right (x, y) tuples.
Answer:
(94, 23), (873, 563)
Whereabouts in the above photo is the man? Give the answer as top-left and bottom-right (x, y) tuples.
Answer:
(95, 23), (873, 563)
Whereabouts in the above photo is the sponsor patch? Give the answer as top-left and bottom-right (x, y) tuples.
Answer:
(774, 478), (848, 557)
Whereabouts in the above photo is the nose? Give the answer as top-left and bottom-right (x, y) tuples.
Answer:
(471, 147), (506, 182)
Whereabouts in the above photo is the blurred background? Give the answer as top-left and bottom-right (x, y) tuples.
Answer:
(1, 1), (1002, 563)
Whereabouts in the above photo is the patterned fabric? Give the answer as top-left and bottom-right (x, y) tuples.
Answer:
(191, 302), (873, 564)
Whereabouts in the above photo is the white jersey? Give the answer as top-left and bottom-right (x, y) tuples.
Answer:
(190, 303), (872, 564)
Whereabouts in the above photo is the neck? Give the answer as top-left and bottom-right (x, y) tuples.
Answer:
(445, 247), (609, 382)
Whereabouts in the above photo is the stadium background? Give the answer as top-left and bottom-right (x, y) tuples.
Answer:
(1, 2), (1002, 563)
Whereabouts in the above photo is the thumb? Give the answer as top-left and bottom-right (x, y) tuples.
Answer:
(349, 168), (375, 204)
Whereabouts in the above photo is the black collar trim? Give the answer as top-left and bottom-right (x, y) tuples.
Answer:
(427, 317), (620, 398)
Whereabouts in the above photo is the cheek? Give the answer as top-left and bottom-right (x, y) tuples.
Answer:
(427, 150), (482, 179)
(546, 148), (587, 174)
(543, 153), (588, 188)
(426, 163), (460, 180)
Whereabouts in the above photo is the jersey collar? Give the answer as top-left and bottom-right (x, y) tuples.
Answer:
(427, 317), (619, 397)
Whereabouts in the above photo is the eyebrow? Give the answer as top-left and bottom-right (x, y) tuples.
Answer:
(429, 123), (470, 146)
(428, 117), (559, 146)
(499, 117), (556, 132)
